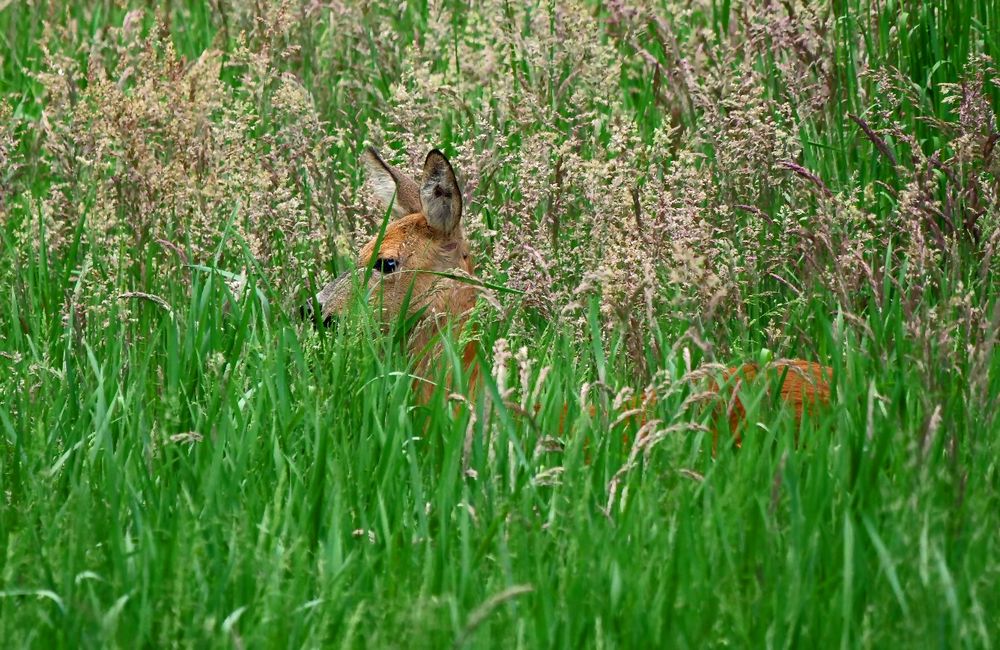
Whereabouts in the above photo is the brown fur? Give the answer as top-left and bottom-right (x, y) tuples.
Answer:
(311, 147), (833, 448)
(706, 360), (832, 452)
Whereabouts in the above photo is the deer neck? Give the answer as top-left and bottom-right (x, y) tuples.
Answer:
(407, 276), (479, 400)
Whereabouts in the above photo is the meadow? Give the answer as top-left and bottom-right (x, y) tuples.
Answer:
(1, 1), (999, 647)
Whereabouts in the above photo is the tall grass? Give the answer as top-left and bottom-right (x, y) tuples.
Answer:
(1, 1), (998, 648)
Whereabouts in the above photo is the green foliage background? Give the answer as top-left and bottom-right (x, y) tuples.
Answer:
(1, 1), (998, 647)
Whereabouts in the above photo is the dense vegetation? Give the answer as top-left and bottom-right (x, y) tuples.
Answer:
(1, 1), (998, 647)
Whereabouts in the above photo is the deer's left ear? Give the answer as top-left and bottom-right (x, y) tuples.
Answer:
(420, 149), (463, 235)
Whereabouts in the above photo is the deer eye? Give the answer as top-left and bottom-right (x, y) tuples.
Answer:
(374, 258), (398, 274)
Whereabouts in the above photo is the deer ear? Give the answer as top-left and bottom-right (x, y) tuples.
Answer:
(361, 146), (422, 218)
(420, 149), (463, 234)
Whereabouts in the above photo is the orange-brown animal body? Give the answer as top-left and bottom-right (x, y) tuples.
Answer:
(308, 147), (832, 445)
(708, 360), (832, 451)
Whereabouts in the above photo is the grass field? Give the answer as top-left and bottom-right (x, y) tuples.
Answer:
(1, 1), (999, 647)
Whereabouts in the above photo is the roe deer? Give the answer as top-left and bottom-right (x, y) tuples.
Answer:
(303, 147), (480, 399)
(305, 146), (832, 448)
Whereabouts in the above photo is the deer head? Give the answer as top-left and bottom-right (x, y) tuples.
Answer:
(304, 147), (478, 360)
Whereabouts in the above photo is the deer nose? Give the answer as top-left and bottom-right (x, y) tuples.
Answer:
(301, 270), (359, 329)
(298, 302), (312, 321)
(299, 296), (338, 329)
(299, 302), (339, 330)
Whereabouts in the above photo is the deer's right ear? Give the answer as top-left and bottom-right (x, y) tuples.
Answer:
(362, 147), (423, 218)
